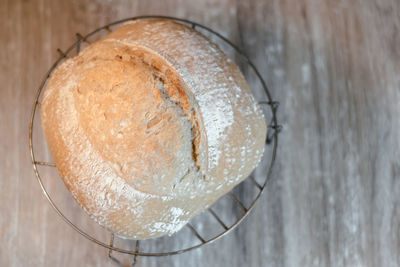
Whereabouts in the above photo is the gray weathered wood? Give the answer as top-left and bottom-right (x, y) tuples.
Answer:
(1, 0), (399, 266)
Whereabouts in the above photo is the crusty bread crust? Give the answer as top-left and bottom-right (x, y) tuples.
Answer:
(41, 19), (266, 239)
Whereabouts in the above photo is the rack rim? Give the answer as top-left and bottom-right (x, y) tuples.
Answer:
(28, 15), (280, 257)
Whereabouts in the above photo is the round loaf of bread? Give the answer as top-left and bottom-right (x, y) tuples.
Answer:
(41, 19), (266, 239)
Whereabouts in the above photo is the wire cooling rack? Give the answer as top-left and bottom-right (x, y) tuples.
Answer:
(29, 15), (281, 266)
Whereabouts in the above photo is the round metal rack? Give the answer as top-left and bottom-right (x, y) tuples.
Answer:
(29, 15), (281, 266)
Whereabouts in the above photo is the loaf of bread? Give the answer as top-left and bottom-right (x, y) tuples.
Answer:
(41, 19), (266, 239)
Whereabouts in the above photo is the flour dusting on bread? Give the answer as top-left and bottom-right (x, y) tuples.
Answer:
(41, 19), (266, 239)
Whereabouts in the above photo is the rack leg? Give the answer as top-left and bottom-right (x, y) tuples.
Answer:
(108, 234), (140, 267)
(132, 240), (140, 267)
(108, 234), (123, 267)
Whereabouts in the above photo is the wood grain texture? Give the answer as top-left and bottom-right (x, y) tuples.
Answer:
(1, 0), (400, 266)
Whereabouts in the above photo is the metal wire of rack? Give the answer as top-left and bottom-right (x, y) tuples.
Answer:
(29, 15), (281, 266)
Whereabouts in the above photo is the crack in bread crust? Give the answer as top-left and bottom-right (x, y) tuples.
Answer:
(151, 70), (202, 175)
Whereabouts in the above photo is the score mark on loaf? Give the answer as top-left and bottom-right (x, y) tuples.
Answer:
(41, 19), (266, 239)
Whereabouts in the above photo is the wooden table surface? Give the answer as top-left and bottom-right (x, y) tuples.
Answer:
(1, 0), (400, 266)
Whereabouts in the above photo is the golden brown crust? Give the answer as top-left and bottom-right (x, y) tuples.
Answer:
(41, 19), (266, 239)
